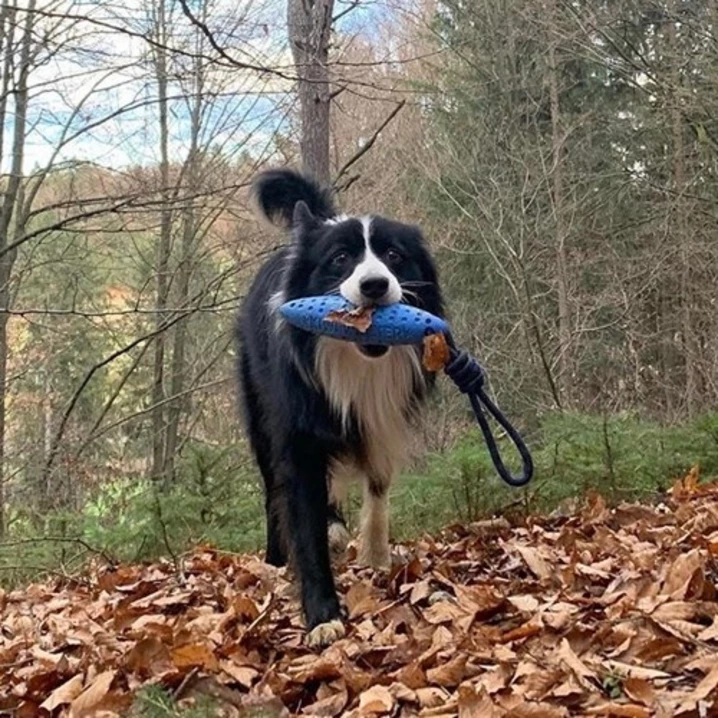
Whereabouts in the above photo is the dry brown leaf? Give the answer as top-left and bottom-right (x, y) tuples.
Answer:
(602, 660), (671, 681)
(422, 333), (450, 372)
(305, 686), (349, 716)
(557, 638), (596, 689)
(125, 635), (173, 677)
(500, 619), (542, 644)
(698, 615), (718, 641)
(395, 660), (427, 690)
(6, 479), (718, 716)
(426, 654), (467, 688)
(585, 703), (650, 717)
(39, 674), (84, 712)
(409, 578), (433, 605)
(515, 545), (552, 580)
(661, 549), (705, 599)
(415, 686), (449, 708)
(675, 665), (718, 713)
(458, 685), (502, 718)
(388, 681), (417, 703)
(219, 660), (258, 688)
(623, 677), (655, 707)
(423, 600), (467, 624)
(502, 701), (568, 717)
(358, 685), (395, 714)
(68, 669), (116, 717)
(171, 643), (219, 671)
(508, 594), (540, 612)
(324, 305), (375, 333)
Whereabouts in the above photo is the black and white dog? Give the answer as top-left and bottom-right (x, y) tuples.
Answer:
(235, 169), (443, 646)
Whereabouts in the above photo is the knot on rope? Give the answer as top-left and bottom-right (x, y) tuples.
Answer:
(445, 349), (485, 395)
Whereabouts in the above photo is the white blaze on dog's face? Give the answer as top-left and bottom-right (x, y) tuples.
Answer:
(339, 217), (402, 306)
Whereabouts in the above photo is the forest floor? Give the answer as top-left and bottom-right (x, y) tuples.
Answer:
(1, 469), (718, 717)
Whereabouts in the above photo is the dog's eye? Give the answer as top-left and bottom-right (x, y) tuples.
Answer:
(331, 251), (349, 268)
(386, 249), (403, 265)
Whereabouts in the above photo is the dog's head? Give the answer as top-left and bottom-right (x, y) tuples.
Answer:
(253, 169), (442, 315)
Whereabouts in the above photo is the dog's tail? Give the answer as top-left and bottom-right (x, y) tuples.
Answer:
(252, 168), (336, 228)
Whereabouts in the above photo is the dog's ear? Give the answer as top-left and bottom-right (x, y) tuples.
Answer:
(292, 200), (317, 231)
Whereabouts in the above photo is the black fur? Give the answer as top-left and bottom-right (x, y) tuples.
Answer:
(235, 168), (443, 634)
(252, 168), (335, 228)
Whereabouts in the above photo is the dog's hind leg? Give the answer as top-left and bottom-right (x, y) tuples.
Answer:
(239, 355), (287, 567)
(263, 466), (288, 567)
(280, 442), (345, 647)
(358, 477), (391, 570)
(327, 464), (351, 558)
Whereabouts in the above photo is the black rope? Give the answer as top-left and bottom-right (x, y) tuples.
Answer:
(443, 333), (533, 487)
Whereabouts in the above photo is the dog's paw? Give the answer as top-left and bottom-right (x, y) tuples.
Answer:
(305, 619), (345, 648)
(328, 521), (350, 558)
(358, 543), (391, 571)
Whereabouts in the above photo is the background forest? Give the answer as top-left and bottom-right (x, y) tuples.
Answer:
(1, 0), (718, 583)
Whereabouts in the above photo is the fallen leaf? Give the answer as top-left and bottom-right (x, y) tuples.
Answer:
(426, 654), (467, 687)
(557, 638), (596, 689)
(675, 665), (718, 713)
(661, 549), (705, 600)
(68, 670), (116, 717)
(416, 686), (448, 708)
(325, 305), (375, 333)
(220, 660), (258, 688)
(125, 635), (173, 677)
(585, 704), (649, 717)
(422, 333), (450, 372)
(39, 674), (84, 712)
(458, 685), (501, 718)
(172, 643), (219, 671)
(358, 685), (394, 714)
(515, 545), (552, 580)
(623, 677), (655, 706)
(305, 685), (348, 716)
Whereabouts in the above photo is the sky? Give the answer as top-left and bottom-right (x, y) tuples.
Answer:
(8, 0), (388, 173)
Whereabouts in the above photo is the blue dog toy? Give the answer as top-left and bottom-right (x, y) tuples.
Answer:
(280, 295), (450, 345)
(280, 296), (533, 487)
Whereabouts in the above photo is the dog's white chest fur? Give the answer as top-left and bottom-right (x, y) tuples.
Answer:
(315, 338), (421, 482)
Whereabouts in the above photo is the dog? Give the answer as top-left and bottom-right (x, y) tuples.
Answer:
(235, 168), (444, 646)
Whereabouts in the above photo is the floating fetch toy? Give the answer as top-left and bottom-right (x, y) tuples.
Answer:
(280, 295), (534, 487)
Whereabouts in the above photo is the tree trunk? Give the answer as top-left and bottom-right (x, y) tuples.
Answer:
(150, 0), (173, 482)
(667, 7), (697, 417)
(545, 2), (571, 409)
(163, 40), (204, 486)
(0, 0), (33, 536)
(287, 0), (334, 183)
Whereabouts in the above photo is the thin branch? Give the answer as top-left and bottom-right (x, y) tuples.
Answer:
(334, 100), (406, 184)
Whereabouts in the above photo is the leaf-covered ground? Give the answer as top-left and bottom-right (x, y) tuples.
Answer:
(2, 470), (718, 717)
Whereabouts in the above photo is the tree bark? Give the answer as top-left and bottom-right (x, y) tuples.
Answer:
(287, 0), (334, 183)
(0, 0), (33, 536)
(150, 0), (173, 483)
(667, 6), (697, 417)
(546, 1), (571, 408)
(163, 29), (204, 485)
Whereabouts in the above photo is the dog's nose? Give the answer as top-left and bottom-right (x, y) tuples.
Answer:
(360, 276), (390, 301)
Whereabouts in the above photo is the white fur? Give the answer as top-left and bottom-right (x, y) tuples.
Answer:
(328, 457), (353, 506)
(317, 338), (422, 569)
(340, 217), (402, 306)
(325, 214), (350, 225)
(315, 337), (421, 482)
(267, 289), (286, 316)
(359, 485), (390, 568)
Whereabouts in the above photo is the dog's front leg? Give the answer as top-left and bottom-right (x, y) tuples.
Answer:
(282, 445), (345, 648)
(358, 477), (391, 569)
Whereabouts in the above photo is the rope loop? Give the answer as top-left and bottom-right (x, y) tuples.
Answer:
(442, 334), (534, 487)
(444, 349), (485, 395)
